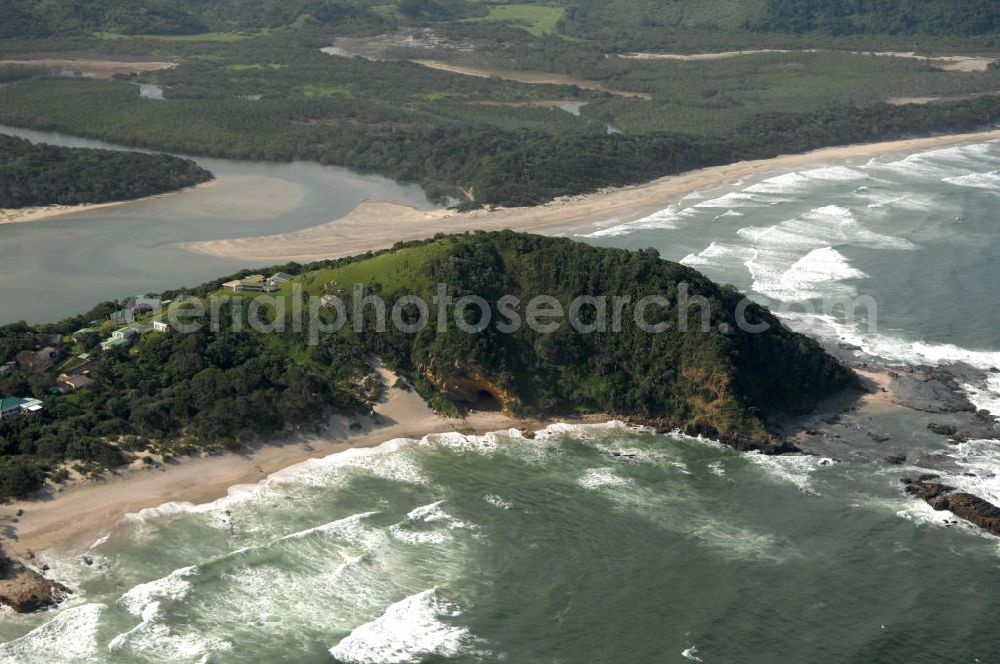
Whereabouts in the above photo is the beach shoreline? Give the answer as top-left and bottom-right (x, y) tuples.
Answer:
(0, 179), (218, 226)
(179, 128), (1000, 263)
(0, 367), (591, 562)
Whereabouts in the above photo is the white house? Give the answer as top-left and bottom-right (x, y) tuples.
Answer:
(0, 397), (43, 419)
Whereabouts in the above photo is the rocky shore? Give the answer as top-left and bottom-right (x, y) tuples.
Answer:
(0, 548), (69, 613)
(902, 477), (1000, 537)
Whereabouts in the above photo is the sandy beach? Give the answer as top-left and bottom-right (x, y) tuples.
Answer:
(181, 128), (1000, 263)
(0, 367), (573, 560)
(0, 179), (218, 226)
(619, 49), (996, 71)
(0, 58), (176, 78)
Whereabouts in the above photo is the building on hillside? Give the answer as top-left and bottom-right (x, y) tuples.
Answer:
(110, 308), (136, 325)
(72, 327), (97, 342)
(132, 295), (163, 314)
(152, 320), (170, 333)
(222, 275), (278, 293)
(270, 272), (294, 283)
(0, 397), (43, 419)
(101, 326), (140, 351)
(57, 373), (94, 392)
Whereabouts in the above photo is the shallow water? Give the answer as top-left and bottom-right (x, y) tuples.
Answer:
(0, 126), (436, 324)
(3, 423), (999, 663)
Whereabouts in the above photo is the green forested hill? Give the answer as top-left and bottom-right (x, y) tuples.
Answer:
(0, 134), (213, 208)
(7, 0), (1000, 41)
(752, 0), (1000, 36)
(0, 232), (856, 498)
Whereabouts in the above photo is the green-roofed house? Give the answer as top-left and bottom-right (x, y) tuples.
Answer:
(0, 397), (43, 419)
(101, 326), (140, 351)
(270, 272), (294, 284)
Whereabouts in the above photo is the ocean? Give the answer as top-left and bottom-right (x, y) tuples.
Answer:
(3, 140), (1000, 662)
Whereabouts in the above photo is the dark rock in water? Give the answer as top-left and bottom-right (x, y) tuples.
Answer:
(520, 428), (536, 440)
(868, 432), (891, 443)
(626, 415), (798, 455)
(884, 455), (906, 465)
(888, 366), (978, 413)
(928, 422), (958, 436)
(0, 551), (70, 613)
(917, 473), (941, 482)
(903, 479), (1000, 537)
(82, 555), (93, 566)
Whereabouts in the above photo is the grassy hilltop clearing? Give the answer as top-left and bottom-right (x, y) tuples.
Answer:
(0, 232), (856, 499)
(2, 1), (1000, 206)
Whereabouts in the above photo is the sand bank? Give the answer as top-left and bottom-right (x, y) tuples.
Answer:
(181, 128), (1000, 263)
(0, 58), (176, 78)
(619, 49), (996, 71)
(0, 179), (217, 226)
(409, 59), (650, 98)
(0, 367), (576, 559)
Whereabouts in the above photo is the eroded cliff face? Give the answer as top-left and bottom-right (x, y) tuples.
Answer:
(422, 362), (519, 412)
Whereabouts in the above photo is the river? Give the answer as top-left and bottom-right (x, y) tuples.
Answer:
(0, 126), (437, 324)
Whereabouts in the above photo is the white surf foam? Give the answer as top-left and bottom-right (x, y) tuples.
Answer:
(744, 453), (836, 494)
(682, 645), (705, 661)
(577, 467), (635, 490)
(944, 171), (1000, 191)
(329, 588), (480, 664)
(765, 246), (868, 301)
(389, 501), (477, 545)
(118, 566), (199, 617)
(483, 494), (512, 510)
(583, 208), (688, 238)
(680, 242), (753, 268)
(964, 373), (1000, 418)
(694, 191), (784, 208)
(735, 205), (909, 301)
(0, 603), (106, 663)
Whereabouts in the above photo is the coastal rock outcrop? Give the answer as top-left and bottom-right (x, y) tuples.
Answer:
(0, 552), (70, 613)
(902, 478), (1000, 537)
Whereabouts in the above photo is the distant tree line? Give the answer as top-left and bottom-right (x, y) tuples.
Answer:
(0, 134), (212, 208)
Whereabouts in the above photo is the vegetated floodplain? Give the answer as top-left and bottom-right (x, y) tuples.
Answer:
(1, 1), (999, 208)
(91, 30), (270, 42)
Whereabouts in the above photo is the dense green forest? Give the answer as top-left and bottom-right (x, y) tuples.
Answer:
(0, 134), (212, 208)
(0, 299), (379, 499)
(751, 0), (1000, 36)
(0, 232), (856, 498)
(2, 1), (1000, 205)
(3, 70), (1000, 207)
(3, 0), (1000, 207)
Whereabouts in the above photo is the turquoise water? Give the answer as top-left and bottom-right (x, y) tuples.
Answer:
(2, 424), (1000, 663)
